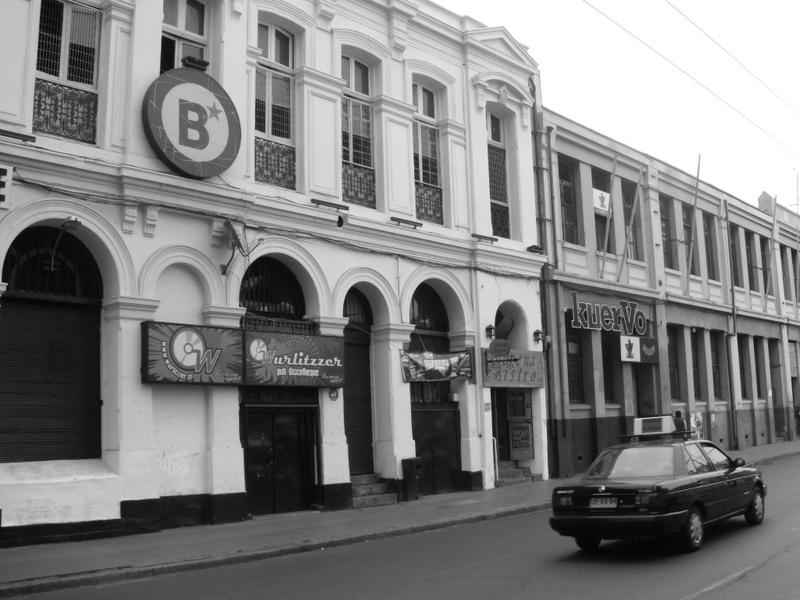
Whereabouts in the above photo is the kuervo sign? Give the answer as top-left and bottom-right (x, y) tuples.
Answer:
(568, 291), (648, 336)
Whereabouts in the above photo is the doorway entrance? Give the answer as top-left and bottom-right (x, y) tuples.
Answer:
(241, 390), (318, 515)
(491, 389), (534, 463)
(343, 288), (374, 475)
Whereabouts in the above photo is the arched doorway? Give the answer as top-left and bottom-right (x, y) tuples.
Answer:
(0, 225), (103, 462)
(239, 256), (319, 515)
(343, 288), (373, 475)
(409, 283), (461, 494)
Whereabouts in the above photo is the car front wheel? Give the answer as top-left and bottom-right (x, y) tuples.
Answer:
(575, 536), (601, 552)
(680, 506), (704, 552)
(745, 489), (765, 525)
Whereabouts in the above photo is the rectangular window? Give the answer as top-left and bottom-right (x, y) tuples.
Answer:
(691, 328), (702, 400)
(161, 0), (206, 73)
(761, 236), (772, 295)
(601, 330), (618, 404)
(412, 83), (443, 225)
(592, 167), (613, 254)
(621, 178), (643, 261)
(36, 0), (99, 88)
(710, 331), (722, 400)
(738, 334), (750, 400)
(754, 337), (766, 398)
(487, 112), (509, 238)
(559, 155), (581, 245)
(667, 325), (681, 400)
(730, 224), (743, 287)
(255, 69), (292, 141)
(683, 204), (699, 276)
(781, 246), (793, 301)
(745, 231), (759, 291)
(794, 248), (800, 301)
(660, 195), (677, 270)
(566, 325), (585, 404)
(703, 212), (717, 280)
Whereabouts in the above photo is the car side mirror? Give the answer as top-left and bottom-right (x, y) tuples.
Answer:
(731, 457), (745, 470)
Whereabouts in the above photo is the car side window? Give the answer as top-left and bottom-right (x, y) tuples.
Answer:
(700, 443), (732, 471)
(682, 447), (698, 475)
(684, 443), (713, 474)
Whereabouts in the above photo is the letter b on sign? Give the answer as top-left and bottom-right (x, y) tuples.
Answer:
(179, 100), (209, 149)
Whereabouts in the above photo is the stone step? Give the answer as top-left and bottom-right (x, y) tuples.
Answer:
(351, 482), (394, 497)
(352, 493), (398, 509)
(351, 474), (379, 486)
(499, 467), (525, 479)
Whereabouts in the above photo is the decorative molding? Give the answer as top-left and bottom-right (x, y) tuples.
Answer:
(211, 218), (226, 248)
(102, 295), (160, 321)
(144, 206), (159, 237)
(315, 0), (337, 29)
(122, 203), (137, 234)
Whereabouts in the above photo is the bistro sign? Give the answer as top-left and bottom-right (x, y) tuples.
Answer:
(568, 291), (648, 336)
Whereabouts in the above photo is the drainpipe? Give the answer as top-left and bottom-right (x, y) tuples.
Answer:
(724, 199), (740, 449)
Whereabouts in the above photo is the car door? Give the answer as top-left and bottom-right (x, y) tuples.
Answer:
(700, 442), (751, 516)
(684, 442), (728, 520)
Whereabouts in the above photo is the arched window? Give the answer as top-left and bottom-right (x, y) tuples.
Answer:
(344, 288), (373, 329)
(239, 257), (305, 320)
(1, 226), (103, 462)
(409, 283), (450, 404)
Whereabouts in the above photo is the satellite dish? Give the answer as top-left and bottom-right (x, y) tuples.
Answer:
(494, 315), (514, 339)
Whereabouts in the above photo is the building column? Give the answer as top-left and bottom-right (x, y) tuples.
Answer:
(102, 296), (160, 501)
(371, 323), (416, 479)
(201, 305), (247, 520)
(311, 316), (351, 493)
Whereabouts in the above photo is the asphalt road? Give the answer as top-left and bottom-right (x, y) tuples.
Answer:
(16, 455), (800, 600)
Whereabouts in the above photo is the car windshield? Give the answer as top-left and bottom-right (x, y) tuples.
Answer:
(585, 446), (676, 478)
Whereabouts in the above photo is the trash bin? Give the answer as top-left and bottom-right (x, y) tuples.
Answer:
(401, 457), (423, 501)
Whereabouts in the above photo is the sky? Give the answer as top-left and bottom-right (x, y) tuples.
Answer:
(435, 0), (800, 210)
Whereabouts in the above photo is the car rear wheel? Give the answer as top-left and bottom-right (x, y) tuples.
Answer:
(680, 506), (704, 552)
(745, 489), (765, 525)
(575, 536), (601, 552)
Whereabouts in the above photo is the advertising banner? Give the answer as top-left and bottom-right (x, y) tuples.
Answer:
(483, 349), (545, 388)
(620, 336), (658, 363)
(245, 330), (344, 387)
(141, 321), (243, 385)
(400, 350), (473, 382)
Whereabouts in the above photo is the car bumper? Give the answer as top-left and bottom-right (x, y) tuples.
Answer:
(549, 509), (689, 540)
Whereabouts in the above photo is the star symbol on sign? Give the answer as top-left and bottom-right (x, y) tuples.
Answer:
(207, 102), (222, 121)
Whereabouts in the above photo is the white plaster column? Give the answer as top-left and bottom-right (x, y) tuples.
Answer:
(202, 305), (247, 495)
(312, 316), (350, 486)
(102, 295), (160, 500)
(371, 322), (416, 479)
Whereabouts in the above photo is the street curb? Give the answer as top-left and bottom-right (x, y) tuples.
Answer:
(0, 504), (550, 598)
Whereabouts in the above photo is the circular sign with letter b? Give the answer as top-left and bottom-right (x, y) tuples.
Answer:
(142, 68), (242, 179)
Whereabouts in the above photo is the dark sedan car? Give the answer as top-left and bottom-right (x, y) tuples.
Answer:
(549, 432), (766, 552)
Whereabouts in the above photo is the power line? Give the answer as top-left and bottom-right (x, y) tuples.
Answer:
(580, 0), (800, 160)
(663, 0), (800, 120)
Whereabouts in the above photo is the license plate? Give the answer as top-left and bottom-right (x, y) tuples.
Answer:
(589, 496), (617, 508)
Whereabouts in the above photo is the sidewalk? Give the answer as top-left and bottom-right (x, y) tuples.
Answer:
(1, 440), (799, 598)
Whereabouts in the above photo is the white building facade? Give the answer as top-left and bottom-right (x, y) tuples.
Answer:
(0, 0), (548, 543)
